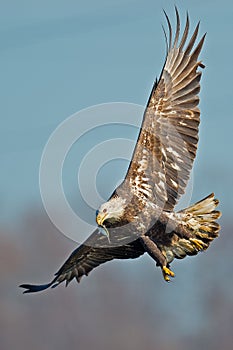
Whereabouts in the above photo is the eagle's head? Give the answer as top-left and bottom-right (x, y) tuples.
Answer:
(96, 196), (126, 241)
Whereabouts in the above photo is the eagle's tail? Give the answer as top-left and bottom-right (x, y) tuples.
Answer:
(179, 193), (221, 245)
(165, 193), (221, 262)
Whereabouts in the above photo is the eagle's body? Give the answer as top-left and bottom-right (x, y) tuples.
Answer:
(20, 9), (221, 293)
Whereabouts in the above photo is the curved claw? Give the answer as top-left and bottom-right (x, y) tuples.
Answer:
(162, 266), (175, 282)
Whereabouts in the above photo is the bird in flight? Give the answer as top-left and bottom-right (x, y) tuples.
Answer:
(20, 8), (221, 293)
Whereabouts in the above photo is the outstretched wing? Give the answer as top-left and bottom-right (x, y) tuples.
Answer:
(20, 229), (144, 293)
(125, 8), (206, 211)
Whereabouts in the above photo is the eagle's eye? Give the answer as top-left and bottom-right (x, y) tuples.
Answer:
(103, 208), (107, 213)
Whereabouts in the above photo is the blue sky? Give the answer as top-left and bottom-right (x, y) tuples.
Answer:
(1, 0), (232, 230)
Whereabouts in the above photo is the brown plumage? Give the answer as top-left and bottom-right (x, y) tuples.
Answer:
(125, 9), (205, 211)
(20, 8), (221, 293)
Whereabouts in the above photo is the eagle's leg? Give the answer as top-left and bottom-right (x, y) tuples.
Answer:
(139, 235), (175, 282)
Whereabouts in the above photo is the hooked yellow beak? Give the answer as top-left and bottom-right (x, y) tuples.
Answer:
(96, 212), (107, 226)
(96, 212), (110, 243)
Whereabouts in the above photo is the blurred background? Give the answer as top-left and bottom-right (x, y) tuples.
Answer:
(1, 0), (233, 349)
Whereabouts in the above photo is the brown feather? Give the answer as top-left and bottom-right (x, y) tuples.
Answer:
(124, 10), (206, 211)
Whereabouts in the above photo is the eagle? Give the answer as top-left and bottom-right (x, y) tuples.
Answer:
(20, 8), (221, 293)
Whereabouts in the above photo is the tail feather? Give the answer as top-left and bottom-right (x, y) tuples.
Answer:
(179, 193), (221, 242)
(182, 193), (219, 214)
(164, 193), (221, 263)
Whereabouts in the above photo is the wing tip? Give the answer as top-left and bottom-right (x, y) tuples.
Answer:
(19, 277), (58, 294)
(163, 8), (172, 50)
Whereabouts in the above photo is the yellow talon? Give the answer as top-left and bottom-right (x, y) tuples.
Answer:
(163, 266), (175, 277)
(163, 274), (171, 282)
(162, 266), (175, 282)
